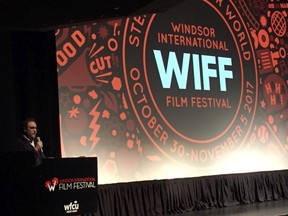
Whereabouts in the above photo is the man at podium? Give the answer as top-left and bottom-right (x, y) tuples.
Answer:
(15, 117), (46, 166)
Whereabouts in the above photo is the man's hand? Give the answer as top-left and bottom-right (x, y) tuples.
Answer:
(35, 139), (43, 151)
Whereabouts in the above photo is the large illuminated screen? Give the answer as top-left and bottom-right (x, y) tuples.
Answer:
(56, 0), (288, 184)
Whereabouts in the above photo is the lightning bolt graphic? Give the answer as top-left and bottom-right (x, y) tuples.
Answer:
(89, 100), (102, 151)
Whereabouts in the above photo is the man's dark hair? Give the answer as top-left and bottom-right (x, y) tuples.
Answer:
(22, 117), (37, 130)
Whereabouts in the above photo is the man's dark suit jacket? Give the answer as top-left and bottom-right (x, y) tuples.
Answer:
(15, 135), (46, 166)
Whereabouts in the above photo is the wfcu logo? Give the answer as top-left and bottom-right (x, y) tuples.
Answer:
(44, 177), (96, 192)
(64, 200), (80, 214)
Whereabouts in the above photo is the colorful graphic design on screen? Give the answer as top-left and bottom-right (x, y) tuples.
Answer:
(56, 0), (288, 184)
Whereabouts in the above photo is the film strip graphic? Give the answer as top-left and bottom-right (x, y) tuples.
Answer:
(238, 0), (260, 30)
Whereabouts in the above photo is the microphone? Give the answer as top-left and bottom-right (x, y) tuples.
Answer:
(36, 136), (44, 152)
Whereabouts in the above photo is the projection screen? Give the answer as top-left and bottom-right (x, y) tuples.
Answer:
(56, 0), (288, 184)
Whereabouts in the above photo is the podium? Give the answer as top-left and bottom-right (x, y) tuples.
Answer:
(38, 157), (98, 215)
(0, 152), (98, 216)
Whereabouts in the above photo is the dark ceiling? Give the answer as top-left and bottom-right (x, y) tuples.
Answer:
(0, 0), (182, 31)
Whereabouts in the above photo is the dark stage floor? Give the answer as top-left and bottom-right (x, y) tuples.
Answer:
(172, 199), (288, 216)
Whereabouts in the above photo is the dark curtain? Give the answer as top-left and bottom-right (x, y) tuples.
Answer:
(0, 30), (61, 158)
(0, 30), (17, 151)
(93, 170), (288, 216)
